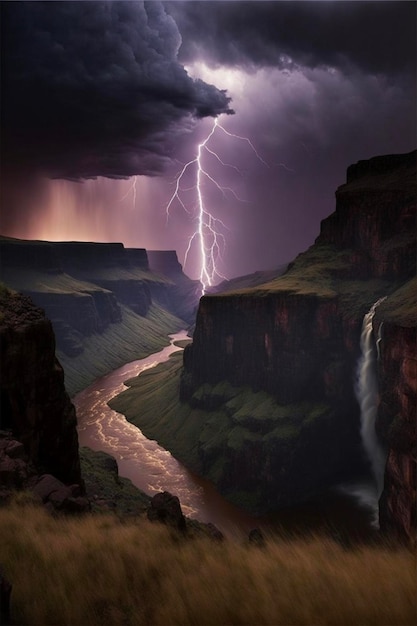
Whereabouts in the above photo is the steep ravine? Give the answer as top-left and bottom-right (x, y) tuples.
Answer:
(0, 286), (155, 517)
(0, 239), (199, 395)
(112, 151), (416, 538)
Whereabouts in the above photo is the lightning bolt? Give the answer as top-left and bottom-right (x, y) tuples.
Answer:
(120, 176), (138, 209)
(166, 117), (267, 295)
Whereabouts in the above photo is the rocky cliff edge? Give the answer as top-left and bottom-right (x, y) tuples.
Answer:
(0, 287), (82, 487)
(178, 151), (416, 537)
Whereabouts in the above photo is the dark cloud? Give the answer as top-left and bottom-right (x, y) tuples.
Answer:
(1, 1), (415, 282)
(168, 1), (416, 76)
(1, 1), (233, 181)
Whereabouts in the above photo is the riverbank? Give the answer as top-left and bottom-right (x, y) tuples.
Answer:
(75, 333), (270, 535)
(60, 303), (186, 396)
(98, 346), (377, 541)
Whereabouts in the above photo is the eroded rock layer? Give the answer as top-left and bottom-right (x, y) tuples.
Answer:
(376, 288), (417, 545)
(179, 151), (416, 532)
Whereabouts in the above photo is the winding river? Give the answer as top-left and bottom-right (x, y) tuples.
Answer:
(75, 332), (265, 536)
(75, 332), (378, 540)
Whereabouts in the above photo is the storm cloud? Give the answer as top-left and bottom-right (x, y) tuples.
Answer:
(169, 1), (416, 76)
(1, 1), (233, 181)
(1, 1), (415, 281)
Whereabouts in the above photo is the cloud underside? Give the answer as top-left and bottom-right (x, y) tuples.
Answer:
(1, 1), (233, 180)
(170, 0), (416, 76)
(1, 0), (415, 184)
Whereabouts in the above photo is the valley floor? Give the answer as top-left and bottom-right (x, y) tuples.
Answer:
(59, 304), (186, 396)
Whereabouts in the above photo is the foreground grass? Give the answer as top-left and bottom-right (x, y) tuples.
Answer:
(0, 502), (415, 626)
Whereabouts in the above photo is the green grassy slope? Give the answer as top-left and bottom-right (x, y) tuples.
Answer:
(209, 242), (405, 321)
(79, 447), (151, 516)
(0, 267), (113, 295)
(59, 304), (186, 396)
(376, 277), (417, 327)
(110, 352), (202, 471)
(109, 352), (331, 494)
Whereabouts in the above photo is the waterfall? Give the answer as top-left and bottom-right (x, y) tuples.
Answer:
(355, 298), (387, 498)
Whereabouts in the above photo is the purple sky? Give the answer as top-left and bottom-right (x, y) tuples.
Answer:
(1, 1), (415, 281)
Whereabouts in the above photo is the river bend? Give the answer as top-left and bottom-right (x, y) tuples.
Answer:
(75, 332), (378, 540)
(75, 332), (264, 536)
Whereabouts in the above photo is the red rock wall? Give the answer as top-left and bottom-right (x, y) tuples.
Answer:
(182, 150), (416, 531)
(183, 292), (359, 406)
(0, 292), (82, 485)
(317, 151), (416, 280)
(378, 322), (416, 545)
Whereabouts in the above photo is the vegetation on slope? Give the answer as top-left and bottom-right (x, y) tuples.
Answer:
(109, 352), (332, 508)
(376, 277), (417, 327)
(222, 244), (347, 298)
(209, 264), (288, 294)
(58, 304), (185, 396)
(0, 500), (414, 626)
(215, 243), (399, 318)
(110, 352), (201, 471)
(79, 447), (150, 516)
(0, 267), (112, 295)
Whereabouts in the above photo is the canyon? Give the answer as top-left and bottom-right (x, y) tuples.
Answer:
(0, 239), (199, 395)
(0, 150), (415, 545)
(112, 150), (416, 542)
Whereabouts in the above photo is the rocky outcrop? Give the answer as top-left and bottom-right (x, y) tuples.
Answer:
(148, 250), (202, 324)
(55, 242), (153, 316)
(0, 289), (82, 485)
(0, 239), (198, 362)
(79, 447), (151, 516)
(0, 238), (123, 356)
(147, 250), (186, 278)
(179, 150), (416, 525)
(25, 289), (121, 339)
(0, 238), (61, 272)
(147, 491), (186, 532)
(183, 292), (359, 404)
(146, 490), (224, 540)
(317, 150), (416, 280)
(375, 283), (417, 545)
(30, 473), (89, 513)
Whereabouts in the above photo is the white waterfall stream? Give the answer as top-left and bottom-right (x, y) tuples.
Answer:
(355, 298), (387, 499)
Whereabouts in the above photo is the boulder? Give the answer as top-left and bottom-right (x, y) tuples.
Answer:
(204, 522), (224, 542)
(31, 474), (89, 513)
(147, 491), (186, 532)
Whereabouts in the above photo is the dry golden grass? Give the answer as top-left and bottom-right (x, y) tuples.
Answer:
(0, 500), (415, 626)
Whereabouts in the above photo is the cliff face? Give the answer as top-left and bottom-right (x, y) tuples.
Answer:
(148, 250), (202, 324)
(0, 240), (198, 374)
(0, 238), (197, 396)
(55, 242), (153, 316)
(0, 239), (123, 356)
(180, 151), (416, 526)
(0, 289), (81, 484)
(375, 283), (417, 545)
(185, 293), (357, 405)
(317, 151), (416, 280)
